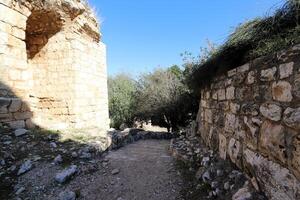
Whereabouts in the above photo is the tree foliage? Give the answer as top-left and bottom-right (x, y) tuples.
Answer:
(108, 74), (137, 129)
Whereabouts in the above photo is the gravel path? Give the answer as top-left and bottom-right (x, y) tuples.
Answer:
(13, 140), (184, 200)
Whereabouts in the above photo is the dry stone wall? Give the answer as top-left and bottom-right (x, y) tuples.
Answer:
(0, 0), (109, 131)
(197, 44), (300, 200)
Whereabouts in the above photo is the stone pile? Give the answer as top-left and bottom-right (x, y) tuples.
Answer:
(170, 134), (266, 200)
(108, 128), (176, 150)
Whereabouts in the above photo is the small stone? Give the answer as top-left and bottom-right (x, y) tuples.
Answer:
(111, 169), (120, 175)
(272, 81), (293, 102)
(54, 155), (63, 164)
(260, 67), (276, 81)
(211, 181), (218, 189)
(80, 152), (92, 159)
(15, 187), (25, 195)
(202, 171), (211, 183)
(59, 191), (76, 200)
(259, 103), (282, 121)
(279, 62), (294, 79)
(14, 129), (29, 137)
(55, 165), (78, 183)
(283, 107), (300, 130)
(216, 169), (223, 177)
(0, 159), (5, 166)
(50, 142), (57, 148)
(17, 160), (33, 175)
(224, 182), (230, 190)
(226, 86), (235, 100)
(71, 152), (78, 158)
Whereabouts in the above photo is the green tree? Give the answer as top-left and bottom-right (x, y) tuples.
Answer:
(108, 74), (137, 129)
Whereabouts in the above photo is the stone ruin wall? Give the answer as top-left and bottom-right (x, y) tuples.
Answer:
(197, 44), (300, 200)
(0, 0), (109, 130)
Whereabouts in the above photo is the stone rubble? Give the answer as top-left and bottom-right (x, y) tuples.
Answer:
(55, 165), (78, 184)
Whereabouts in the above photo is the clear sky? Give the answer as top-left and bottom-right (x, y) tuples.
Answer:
(88, 0), (284, 76)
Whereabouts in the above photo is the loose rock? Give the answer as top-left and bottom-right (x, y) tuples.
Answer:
(55, 165), (78, 183)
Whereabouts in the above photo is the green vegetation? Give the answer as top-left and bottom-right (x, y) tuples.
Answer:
(108, 74), (137, 129)
(186, 0), (300, 89)
(108, 66), (198, 131)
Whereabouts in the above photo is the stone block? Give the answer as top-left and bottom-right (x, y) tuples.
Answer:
(259, 103), (282, 122)
(272, 81), (293, 102)
(279, 62), (294, 79)
(226, 86), (235, 100)
(9, 98), (22, 112)
(228, 138), (243, 167)
(259, 120), (286, 163)
(219, 133), (227, 159)
(224, 113), (237, 133)
(293, 74), (300, 99)
(243, 148), (300, 200)
(244, 116), (259, 150)
(13, 112), (32, 120)
(0, 97), (11, 114)
(260, 67), (277, 81)
(237, 63), (250, 73)
(246, 70), (256, 84)
(283, 107), (300, 130)
(8, 120), (25, 129)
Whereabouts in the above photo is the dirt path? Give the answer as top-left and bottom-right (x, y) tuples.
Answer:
(13, 140), (184, 200)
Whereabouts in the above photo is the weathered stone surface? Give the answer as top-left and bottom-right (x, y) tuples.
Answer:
(259, 103), (282, 121)
(246, 70), (256, 84)
(14, 128), (29, 137)
(259, 121), (286, 163)
(219, 134), (227, 159)
(55, 165), (78, 183)
(260, 67), (277, 81)
(244, 148), (300, 200)
(283, 107), (300, 130)
(226, 86), (235, 100)
(228, 138), (242, 167)
(272, 81), (293, 102)
(9, 98), (22, 112)
(224, 113), (237, 133)
(59, 191), (76, 200)
(279, 62), (294, 79)
(17, 160), (33, 175)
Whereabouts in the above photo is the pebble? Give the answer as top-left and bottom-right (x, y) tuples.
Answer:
(55, 165), (78, 183)
(14, 129), (29, 137)
(17, 160), (33, 175)
(15, 187), (25, 195)
(54, 155), (63, 164)
(111, 168), (120, 175)
(50, 142), (57, 148)
(59, 190), (76, 200)
(71, 152), (78, 158)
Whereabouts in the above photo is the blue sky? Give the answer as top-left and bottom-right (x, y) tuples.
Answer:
(89, 0), (284, 76)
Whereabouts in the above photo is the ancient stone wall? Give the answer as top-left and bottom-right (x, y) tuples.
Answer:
(197, 44), (300, 200)
(0, 0), (109, 130)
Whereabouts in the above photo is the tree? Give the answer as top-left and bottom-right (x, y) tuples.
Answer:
(108, 74), (137, 129)
(134, 68), (195, 132)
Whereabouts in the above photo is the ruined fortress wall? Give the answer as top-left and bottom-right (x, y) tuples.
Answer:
(0, 0), (109, 130)
(197, 44), (300, 199)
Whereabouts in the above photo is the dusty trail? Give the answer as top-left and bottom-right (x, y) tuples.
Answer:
(12, 139), (185, 200)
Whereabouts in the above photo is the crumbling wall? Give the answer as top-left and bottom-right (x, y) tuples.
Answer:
(197, 44), (300, 200)
(0, 0), (109, 130)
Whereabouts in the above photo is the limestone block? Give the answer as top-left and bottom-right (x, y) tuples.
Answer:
(9, 98), (22, 112)
(246, 70), (256, 84)
(0, 113), (12, 122)
(243, 148), (300, 200)
(260, 67), (277, 81)
(8, 120), (25, 129)
(237, 63), (250, 73)
(279, 62), (294, 79)
(13, 112), (32, 120)
(219, 133), (227, 159)
(217, 89), (226, 100)
(0, 97), (11, 114)
(228, 68), (237, 77)
(241, 103), (259, 116)
(293, 74), (300, 99)
(292, 136), (300, 179)
(244, 116), (259, 150)
(228, 138), (242, 167)
(283, 107), (300, 130)
(229, 102), (240, 114)
(224, 113), (237, 133)
(259, 121), (286, 163)
(272, 81), (293, 102)
(259, 103), (282, 122)
(226, 86), (235, 100)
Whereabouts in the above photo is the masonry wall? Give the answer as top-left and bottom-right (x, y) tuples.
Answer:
(197, 44), (300, 200)
(0, 0), (109, 131)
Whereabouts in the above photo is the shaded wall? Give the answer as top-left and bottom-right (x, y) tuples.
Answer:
(197, 44), (300, 200)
